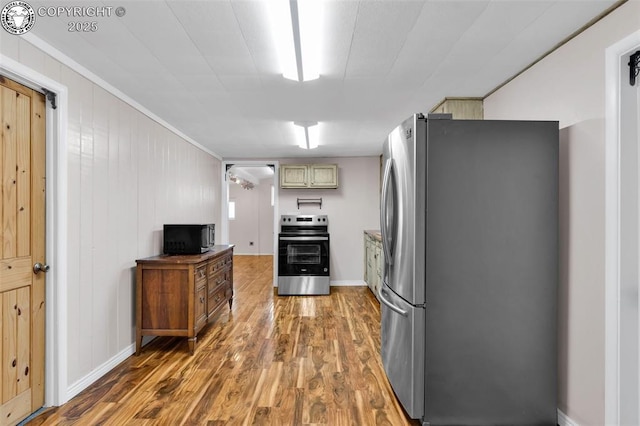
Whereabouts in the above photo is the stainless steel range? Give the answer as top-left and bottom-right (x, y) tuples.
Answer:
(277, 214), (330, 295)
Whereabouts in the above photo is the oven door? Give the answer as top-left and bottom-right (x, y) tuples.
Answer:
(278, 235), (330, 276)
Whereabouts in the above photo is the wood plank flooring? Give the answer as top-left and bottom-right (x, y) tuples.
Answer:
(27, 255), (420, 425)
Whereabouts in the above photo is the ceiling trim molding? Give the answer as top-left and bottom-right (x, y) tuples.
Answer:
(21, 32), (222, 161)
(484, 0), (628, 100)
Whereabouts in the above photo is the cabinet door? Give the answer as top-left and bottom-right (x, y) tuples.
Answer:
(280, 165), (309, 188)
(374, 240), (383, 298)
(364, 235), (370, 285)
(365, 236), (374, 289)
(141, 269), (189, 330)
(309, 164), (338, 188)
(430, 98), (483, 119)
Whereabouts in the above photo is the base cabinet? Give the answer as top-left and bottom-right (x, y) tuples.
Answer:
(364, 231), (383, 299)
(136, 245), (234, 355)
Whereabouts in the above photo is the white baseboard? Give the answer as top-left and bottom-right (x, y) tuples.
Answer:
(330, 280), (367, 287)
(65, 343), (136, 401)
(558, 409), (579, 426)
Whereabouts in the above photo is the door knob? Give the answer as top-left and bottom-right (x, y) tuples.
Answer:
(33, 263), (50, 274)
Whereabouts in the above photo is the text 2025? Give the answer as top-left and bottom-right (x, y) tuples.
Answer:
(68, 21), (98, 32)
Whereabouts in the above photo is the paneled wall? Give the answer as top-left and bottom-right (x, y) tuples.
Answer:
(1, 37), (221, 397)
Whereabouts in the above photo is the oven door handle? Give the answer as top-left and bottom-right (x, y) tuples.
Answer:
(279, 236), (329, 241)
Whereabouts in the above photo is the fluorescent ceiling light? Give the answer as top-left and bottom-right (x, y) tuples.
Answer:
(269, 0), (321, 82)
(297, 0), (321, 81)
(307, 122), (319, 149)
(293, 123), (307, 148)
(293, 121), (319, 149)
(269, 0), (297, 80)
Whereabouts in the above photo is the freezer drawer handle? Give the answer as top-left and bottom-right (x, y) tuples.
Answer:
(378, 288), (408, 317)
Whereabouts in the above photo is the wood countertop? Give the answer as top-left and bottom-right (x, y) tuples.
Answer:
(136, 244), (235, 265)
(364, 230), (382, 241)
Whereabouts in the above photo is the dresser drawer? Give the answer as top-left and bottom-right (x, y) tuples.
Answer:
(208, 253), (232, 276)
(209, 270), (226, 292)
(195, 264), (207, 287)
(207, 284), (227, 316)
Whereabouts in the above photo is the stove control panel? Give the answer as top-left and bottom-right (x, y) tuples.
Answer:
(281, 214), (328, 225)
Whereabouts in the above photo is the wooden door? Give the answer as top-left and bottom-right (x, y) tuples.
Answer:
(0, 76), (46, 425)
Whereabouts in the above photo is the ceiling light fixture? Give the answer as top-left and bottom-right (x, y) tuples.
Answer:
(269, 0), (321, 82)
(228, 173), (255, 190)
(293, 121), (319, 149)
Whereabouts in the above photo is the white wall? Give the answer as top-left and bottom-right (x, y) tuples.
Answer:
(229, 177), (274, 254)
(616, 37), (640, 425)
(1, 37), (222, 399)
(278, 156), (380, 283)
(483, 2), (640, 424)
(258, 177), (275, 254)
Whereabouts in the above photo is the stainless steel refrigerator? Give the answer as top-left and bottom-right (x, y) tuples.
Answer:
(379, 114), (558, 425)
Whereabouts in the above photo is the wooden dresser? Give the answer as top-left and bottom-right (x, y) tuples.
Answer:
(135, 245), (234, 355)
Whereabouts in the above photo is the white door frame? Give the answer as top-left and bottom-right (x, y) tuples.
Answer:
(221, 160), (279, 286)
(0, 55), (69, 406)
(605, 29), (640, 425)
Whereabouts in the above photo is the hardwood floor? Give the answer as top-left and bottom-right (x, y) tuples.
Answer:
(27, 255), (419, 425)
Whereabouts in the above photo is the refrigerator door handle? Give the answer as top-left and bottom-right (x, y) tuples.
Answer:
(378, 286), (408, 317)
(380, 158), (394, 265)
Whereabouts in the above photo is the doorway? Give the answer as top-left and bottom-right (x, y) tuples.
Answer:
(221, 161), (279, 286)
(1, 56), (69, 408)
(605, 31), (640, 425)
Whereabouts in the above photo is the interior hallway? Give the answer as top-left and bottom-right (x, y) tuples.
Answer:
(27, 255), (417, 425)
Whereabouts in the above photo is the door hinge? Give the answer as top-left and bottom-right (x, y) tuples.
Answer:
(42, 88), (57, 109)
(629, 50), (640, 86)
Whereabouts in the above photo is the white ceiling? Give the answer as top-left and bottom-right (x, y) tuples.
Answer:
(228, 165), (274, 184)
(28, 0), (620, 159)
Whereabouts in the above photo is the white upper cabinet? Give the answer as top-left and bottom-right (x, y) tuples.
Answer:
(280, 164), (338, 189)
